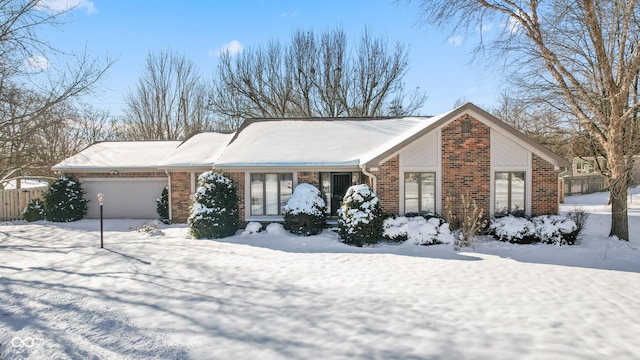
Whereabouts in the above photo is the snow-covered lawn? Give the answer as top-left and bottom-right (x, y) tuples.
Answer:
(1, 191), (639, 359)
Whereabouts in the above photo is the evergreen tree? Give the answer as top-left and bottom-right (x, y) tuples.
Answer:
(338, 184), (383, 246)
(43, 177), (88, 222)
(188, 171), (239, 239)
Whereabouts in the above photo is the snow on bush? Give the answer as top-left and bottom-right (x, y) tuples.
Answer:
(23, 198), (46, 222)
(42, 177), (88, 222)
(532, 215), (579, 245)
(489, 215), (579, 245)
(188, 171), (239, 239)
(383, 215), (455, 245)
(283, 183), (326, 236)
(338, 184), (383, 247)
(242, 222), (263, 235)
(265, 223), (287, 235)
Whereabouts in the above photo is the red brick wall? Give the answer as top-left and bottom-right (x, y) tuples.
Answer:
(169, 172), (191, 223)
(375, 155), (400, 214)
(225, 172), (246, 226)
(531, 154), (560, 215)
(297, 171), (320, 188)
(441, 115), (491, 219)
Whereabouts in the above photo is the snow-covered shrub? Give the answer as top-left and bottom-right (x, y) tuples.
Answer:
(156, 186), (170, 224)
(337, 184), (383, 247)
(23, 199), (45, 222)
(188, 171), (239, 239)
(283, 183), (326, 236)
(383, 215), (454, 245)
(242, 222), (263, 235)
(42, 177), (88, 222)
(488, 215), (537, 244)
(489, 215), (579, 245)
(532, 215), (579, 245)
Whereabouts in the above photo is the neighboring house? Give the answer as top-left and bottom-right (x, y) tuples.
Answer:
(52, 103), (570, 224)
(562, 156), (640, 196)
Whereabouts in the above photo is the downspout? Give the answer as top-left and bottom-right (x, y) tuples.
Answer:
(165, 169), (173, 222)
(360, 164), (377, 193)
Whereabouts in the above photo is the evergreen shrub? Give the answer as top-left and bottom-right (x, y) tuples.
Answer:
(337, 184), (383, 247)
(43, 177), (88, 222)
(283, 183), (326, 236)
(188, 171), (239, 239)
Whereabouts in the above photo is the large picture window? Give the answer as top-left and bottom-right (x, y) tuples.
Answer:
(404, 172), (435, 214)
(250, 173), (293, 216)
(495, 172), (525, 216)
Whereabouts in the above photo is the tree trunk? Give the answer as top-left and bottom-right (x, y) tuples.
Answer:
(609, 174), (629, 240)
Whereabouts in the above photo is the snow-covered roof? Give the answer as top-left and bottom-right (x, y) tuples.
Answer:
(158, 132), (235, 169)
(52, 141), (181, 171)
(214, 115), (447, 168)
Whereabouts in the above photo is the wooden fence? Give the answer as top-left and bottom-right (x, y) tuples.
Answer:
(0, 187), (47, 221)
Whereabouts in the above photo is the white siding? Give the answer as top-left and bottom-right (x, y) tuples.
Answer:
(491, 130), (529, 168)
(399, 131), (439, 168)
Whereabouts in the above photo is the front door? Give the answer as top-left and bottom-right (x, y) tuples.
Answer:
(331, 173), (353, 215)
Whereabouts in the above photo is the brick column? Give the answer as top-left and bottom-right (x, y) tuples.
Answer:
(376, 155), (400, 214)
(531, 154), (560, 215)
(441, 115), (491, 220)
(225, 172), (246, 226)
(169, 172), (191, 223)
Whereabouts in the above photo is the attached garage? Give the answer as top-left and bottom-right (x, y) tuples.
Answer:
(81, 178), (168, 219)
(52, 140), (182, 220)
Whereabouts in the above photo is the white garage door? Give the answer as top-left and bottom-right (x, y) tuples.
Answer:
(81, 178), (168, 219)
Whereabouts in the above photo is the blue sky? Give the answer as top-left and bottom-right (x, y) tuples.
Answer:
(41, 0), (505, 117)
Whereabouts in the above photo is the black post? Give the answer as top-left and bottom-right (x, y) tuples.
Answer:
(100, 204), (104, 248)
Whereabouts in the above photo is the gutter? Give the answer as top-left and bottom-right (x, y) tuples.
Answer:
(360, 164), (377, 193)
(165, 169), (172, 222)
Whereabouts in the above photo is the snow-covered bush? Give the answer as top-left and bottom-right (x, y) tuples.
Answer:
(283, 183), (326, 236)
(42, 177), (88, 222)
(188, 171), (239, 239)
(488, 216), (537, 244)
(242, 222), (263, 235)
(383, 215), (454, 245)
(23, 198), (45, 222)
(489, 215), (579, 245)
(156, 186), (170, 224)
(532, 215), (579, 245)
(337, 184), (383, 247)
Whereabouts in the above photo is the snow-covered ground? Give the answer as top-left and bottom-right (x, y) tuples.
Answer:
(1, 191), (639, 359)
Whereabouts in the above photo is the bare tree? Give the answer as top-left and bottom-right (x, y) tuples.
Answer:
(122, 50), (214, 140)
(492, 91), (572, 159)
(0, 0), (114, 186)
(210, 26), (427, 129)
(417, 0), (640, 240)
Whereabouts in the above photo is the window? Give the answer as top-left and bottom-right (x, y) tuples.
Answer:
(576, 159), (597, 174)
(250, 173), (293, 216)
(404, 172), (436, 214)
(495, 172), (525, 216)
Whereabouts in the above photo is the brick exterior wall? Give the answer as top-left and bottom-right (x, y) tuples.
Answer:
(297, 171), (320, 188)
(531, 154), (560, 215)
(375, 155), (400, 214)
(169, 172), (191, 223)
(441, 115), (491, 219)
(225, 172), (246, 226)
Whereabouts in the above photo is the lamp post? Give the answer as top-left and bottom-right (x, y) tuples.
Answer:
(97, 193), (104, 248)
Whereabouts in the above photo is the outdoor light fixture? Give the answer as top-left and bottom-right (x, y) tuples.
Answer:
(97, 193), (104, 248)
